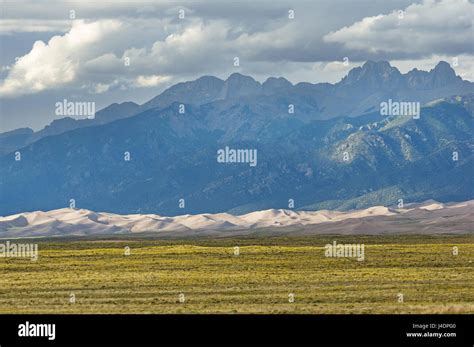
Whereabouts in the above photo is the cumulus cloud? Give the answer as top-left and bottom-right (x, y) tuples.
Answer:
(1, 17), (241, 97)
(323, 0), (473, 57)
(0, 17), (258, 97)
(0, 20), (122, 97)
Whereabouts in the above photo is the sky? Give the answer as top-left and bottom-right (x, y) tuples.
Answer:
(0, 0), (473, 132)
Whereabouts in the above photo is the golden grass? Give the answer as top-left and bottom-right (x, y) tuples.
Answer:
(0, 235), (472, 313)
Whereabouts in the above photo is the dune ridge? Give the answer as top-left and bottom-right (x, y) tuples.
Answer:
(0, 200), (472, 238)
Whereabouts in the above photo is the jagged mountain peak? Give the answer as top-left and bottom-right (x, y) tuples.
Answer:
(432, 60), (454, 72)
(338, 60), (403, 88)
(221, 72), (262, 98)
(262, 76), (293, 93)
(406, 60), (461, 89)
(359, 60), (400, 75)
(225, 72), (259, 84)
(362, 60), (394, 69)
(193, 75), (225, 87)
(430, 60), (459, 82)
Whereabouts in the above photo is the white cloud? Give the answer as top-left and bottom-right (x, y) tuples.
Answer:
(0, 18), (236, 97)
(323, 0), (473, 57)
(134, 75), (171, 87)
(93, 83), (111, 94)
(0, 20), (122, 97)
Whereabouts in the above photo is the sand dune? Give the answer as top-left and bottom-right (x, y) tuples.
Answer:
(0, 200), (472, 238)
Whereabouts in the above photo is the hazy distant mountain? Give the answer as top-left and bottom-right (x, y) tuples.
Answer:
(141, 76), (225, 110)
(1, 200), (472, 238)
(0, 102), (139, 155)
(0, 128), (34, 156)
(0, 61), (472, 216)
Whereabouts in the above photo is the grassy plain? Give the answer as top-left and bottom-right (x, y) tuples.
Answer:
(0, 235), (472, 313)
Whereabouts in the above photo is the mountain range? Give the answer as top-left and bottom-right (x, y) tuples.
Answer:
(1, 61), (471, 155)
(0, 60), (473, 216)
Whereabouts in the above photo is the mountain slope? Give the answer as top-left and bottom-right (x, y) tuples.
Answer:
(0, 102), (140, 155)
